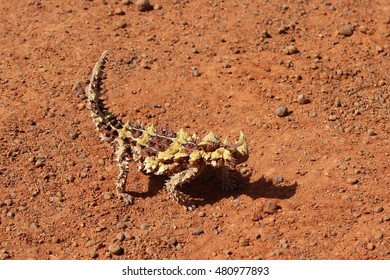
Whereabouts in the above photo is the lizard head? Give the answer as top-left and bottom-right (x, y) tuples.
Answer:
(228, 131), (249, 164)
(197, 131), (249, 167)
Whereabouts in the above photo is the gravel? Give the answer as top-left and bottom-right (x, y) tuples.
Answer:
(263, 201), (280, 214)
(192, 228), (204, 235)
(193, 70), (202, 77)
(374, 233), (383, 240)
(198, 211), (206, 217)
(136, 0), (153, 11)
(140, 223), (151, 230)
(35, 159), (45, 168)
(273, 175), (284, 184)
(102, 192), (114, 200)
(339, 25), (354, 36)
(367, 129), (377, 136)
(0, 249), (11, 260)
(374, 206), (384, 213)
(69, 131), (78, 140)
(297, 94), (310, 104)
(108, 244), (124, 255)
(366, 243), (375, 251)
(145, 246), (155, 255)
(114, 8), (125, 15)
(89, 250), (98, 259)
(346, 178), (359, 184)
(239, 238), (250, 247)
(116, 221), (127, 230)
(116, 233), (126, 242)
(275, 106), (289, 117)
(284, 45), (299, 55)
(167, 237), (178, 246)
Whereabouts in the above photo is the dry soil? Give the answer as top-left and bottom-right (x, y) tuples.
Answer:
(0, 0), (389, 260)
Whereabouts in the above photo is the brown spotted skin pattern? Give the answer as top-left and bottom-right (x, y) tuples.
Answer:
(86, 51), (249, 210)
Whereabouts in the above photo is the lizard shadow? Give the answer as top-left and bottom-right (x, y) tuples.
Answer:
(140, 168), (297, 209)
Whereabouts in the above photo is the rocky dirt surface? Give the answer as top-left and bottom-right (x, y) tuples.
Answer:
(0, 0), (389, 260)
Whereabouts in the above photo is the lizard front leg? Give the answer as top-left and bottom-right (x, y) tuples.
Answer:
(114, 141), (133, 204)
(216, 166), (242, 191)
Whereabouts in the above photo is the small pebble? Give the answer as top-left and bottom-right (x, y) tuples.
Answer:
(240, 238), (250, 247)
(335, 69), (343, 76)
(116, 233), (126, 242)
(284, 45), (299, 55)
(108, 244), (124, 255)
(261, 30), (272, 38)
(115, 20), (127, 29)
(167, 237), (178, 246)
(328, 114), (337, 121)
(374, 233), (383, 240)
(346, 178), (359, 185)
(30, 222), (39, 229)
(4, 199), (13, 206)
(198, 211), (206, 217)
(145, 247), (155, 255)
(193, 70), (201, 77)
(122, 0), (131, 5)
(0, 249), (10, 260)
(339, 25), (354, 37)
(252, 208), (263, 221)
(140, 223), (151, 230)
(297, 94), (310, 104)
(273, 175), (284, 184)
(114, 8), (125, 15)
(136, 0), (153, 12)
(76, 103), (85, 110)
(374, 206), (384, 213)
(224, 249), (233, 255)
(280, 239), (289, 249)
(116, 221), (127, 230)
(367, 129), (377, 136)
(275, 106), (289, 117)
(6, 211), (15, 218)
(366, 243), (375, 251)
(35, 159), (45, 168)
(192, 228), (204, 235)
(69, 131), (78, 140)
(89, 250), (98, 259)
(102, 192), (114, 200)
(287, 217), (295, 223)
(263, 201), (280, 214)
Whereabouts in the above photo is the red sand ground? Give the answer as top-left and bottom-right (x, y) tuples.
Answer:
(0, 0), (389, 259)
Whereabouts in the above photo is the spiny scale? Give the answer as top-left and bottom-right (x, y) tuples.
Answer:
(85, 50), (249, 210)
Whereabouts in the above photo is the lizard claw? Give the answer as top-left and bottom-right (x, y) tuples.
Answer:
(117, 192), (134, 205)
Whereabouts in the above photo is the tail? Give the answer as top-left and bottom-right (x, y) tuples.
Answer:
(86, 51), (124, 143)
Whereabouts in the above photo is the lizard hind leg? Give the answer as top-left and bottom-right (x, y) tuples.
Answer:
(164, 167), (202, 211)
(114, 141), (133, 204)
(216, 166), (243, 191)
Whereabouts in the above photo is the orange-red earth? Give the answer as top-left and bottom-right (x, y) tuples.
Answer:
(0, 0), (389, 259)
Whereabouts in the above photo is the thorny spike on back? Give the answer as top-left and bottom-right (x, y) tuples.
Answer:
(85, 50), (249, 210)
